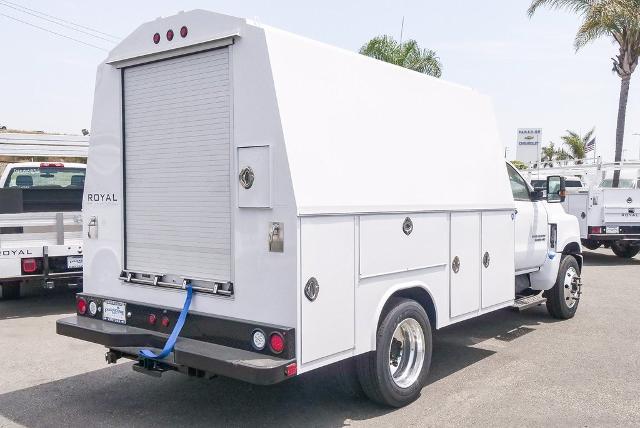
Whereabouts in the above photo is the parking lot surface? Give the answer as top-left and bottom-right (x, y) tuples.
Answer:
(0, 248), (638, 427)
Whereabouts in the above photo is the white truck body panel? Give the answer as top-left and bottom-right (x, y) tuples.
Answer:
(78, 10), (580, 375)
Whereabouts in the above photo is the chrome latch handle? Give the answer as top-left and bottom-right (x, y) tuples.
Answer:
(87, 216), (98, 239)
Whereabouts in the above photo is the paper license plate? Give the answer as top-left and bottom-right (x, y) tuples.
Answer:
(67, 255), (83, 269)
(102, 300), (127, 324)
(605, 226), (619, 234)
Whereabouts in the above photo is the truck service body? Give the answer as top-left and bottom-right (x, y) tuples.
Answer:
(527, 161), (640, 259)
(57, 10), (583, 407)
(0, 162), (85, 298)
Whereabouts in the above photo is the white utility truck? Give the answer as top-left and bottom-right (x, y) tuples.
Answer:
(0, 162), (85, 298)
(57, 10), (583, 407)
(527, 160), (640, 258)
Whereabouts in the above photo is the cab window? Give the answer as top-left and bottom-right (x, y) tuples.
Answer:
(507, 164), (530, 201)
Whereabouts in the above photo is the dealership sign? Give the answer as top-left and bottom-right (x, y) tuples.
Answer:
(516, 128), (542, 163)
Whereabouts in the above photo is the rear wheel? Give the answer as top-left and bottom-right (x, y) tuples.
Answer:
(355, 297), (432, 407)
(610, 241), (640, 259)
(545, 256), (581, 319)
(581, 239), (601, 251)
(0, 282), (21, 299)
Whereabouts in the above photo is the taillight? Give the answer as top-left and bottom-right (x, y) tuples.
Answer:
(88, 301), (98, 316)
(77, 298), (87, 315)
(166, 29), (174, 41)
(153, 33), (160, 44)
(40, 162), (64, 168)
(22, 258), (38, 273)
(161, 316), (170, 327)
(252, 329), (266, 350)
(148, 314), (157, 325)
(591, 226), (602, 234)
(180, 26), (188, 38)
(269, 333), (285, 354)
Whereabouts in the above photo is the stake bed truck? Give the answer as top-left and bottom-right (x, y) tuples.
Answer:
(0, 162), (85, 298)
(57, 10), (583, 407)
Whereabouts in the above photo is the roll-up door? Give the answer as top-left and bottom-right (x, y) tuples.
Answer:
(123, 48), (231, 282)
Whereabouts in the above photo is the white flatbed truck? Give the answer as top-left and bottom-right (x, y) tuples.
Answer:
(57, 10), (583, 407)
(0, 162), (85, 298)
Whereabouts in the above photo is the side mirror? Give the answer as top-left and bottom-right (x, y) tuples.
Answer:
(530, 188), (544, 201)
(547, 176), (566, 203)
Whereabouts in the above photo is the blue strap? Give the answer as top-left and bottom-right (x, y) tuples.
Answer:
(139, 284), (193, 360)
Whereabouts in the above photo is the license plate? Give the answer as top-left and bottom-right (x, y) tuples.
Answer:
(67, 255), (83, 269)
(606, 226), (619, 234)
(102, 300), (127, 324)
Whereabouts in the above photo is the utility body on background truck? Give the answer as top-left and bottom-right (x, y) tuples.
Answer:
(57, 10), (583, 407)
(526, 160), (640, 259)
(0, 162), (85, 298)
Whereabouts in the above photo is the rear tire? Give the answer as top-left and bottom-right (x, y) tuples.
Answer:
(610, 241), (640, 258)
(545, 256), (580, 319)
(0, 282), (21, 299)
(355, 297), (432, 407)
(581, 239), (601, 251)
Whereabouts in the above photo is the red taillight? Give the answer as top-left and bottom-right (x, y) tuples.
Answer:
(591, 226), (602, 234)
(148, 314), (157, 325)
(269, 333), (285, 354)
(180, 26), (188, 38)
(22, 258), (38, 273)
(40, 162), (64, 168)
(166, 29), (174, 41)
(153, 33), (160, 44)
(284, 363), (297, 377)
(77, 298), (87, 315)
(161, 316), (170, 327)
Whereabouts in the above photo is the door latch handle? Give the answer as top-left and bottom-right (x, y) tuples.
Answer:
(87, 216), (98, 239)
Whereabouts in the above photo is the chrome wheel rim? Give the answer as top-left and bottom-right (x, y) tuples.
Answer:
(563, 266), (579, 308)
(388, 318), (425, 388)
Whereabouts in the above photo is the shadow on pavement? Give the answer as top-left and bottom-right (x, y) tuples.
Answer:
(0, 288), (77, 320)
(0, 306), (557, 427)
(582, 250), (640, 267)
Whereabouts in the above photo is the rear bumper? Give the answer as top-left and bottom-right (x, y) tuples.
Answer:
(588, 234), (640, 243)
(56, 316), (295, 385)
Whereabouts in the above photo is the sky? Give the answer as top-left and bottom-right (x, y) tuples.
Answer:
(0, 0), (639, 161)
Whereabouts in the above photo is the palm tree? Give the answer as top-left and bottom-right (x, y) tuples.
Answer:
(541, 142), (557, 165)
(528, 0), (640, 186)
(560, 128), (595, 161)
(359, 35), (443, 77)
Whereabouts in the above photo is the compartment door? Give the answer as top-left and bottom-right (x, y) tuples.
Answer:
(481, 211), (515, 308)
(301, 217), (355, 364)
(450, 212), (481, 317)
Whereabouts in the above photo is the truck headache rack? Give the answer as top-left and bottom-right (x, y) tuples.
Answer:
(119, 270), (234, 297)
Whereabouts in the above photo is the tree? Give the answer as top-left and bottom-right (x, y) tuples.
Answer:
(560, 128), (595, 160)
(541, 142), (557, 165)
(528, 0), (640, 187)
(359, 35), (443, 77)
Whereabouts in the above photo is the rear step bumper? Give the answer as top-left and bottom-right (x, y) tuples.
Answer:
(56, 316), (295, 385)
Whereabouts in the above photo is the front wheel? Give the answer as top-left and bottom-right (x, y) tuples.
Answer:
(355, 297), (432, 407)
(545, 256), (581, 319)
(610, 241), (640, 259)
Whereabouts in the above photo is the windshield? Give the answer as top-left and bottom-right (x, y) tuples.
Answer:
(599, 178), (637, 189)
(3, 166), (86, 189)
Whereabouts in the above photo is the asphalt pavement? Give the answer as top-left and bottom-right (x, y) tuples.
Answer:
(0, 248), (638, 427)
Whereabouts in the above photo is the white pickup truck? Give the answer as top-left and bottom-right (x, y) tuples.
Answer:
(57, 10), (583, 408)
(0, 162), (85, 298)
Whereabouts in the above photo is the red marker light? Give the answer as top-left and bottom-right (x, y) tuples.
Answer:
(180, 26), (188, 38)
(269, 333), (285, 354)
(77, 298), (87, 315)
(161, 316), (170, 327)
(40, 162), (64, 168)
(284, 363), (297, 377)
(153, 33), (160, 44)
(166, 29), (174, 41)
